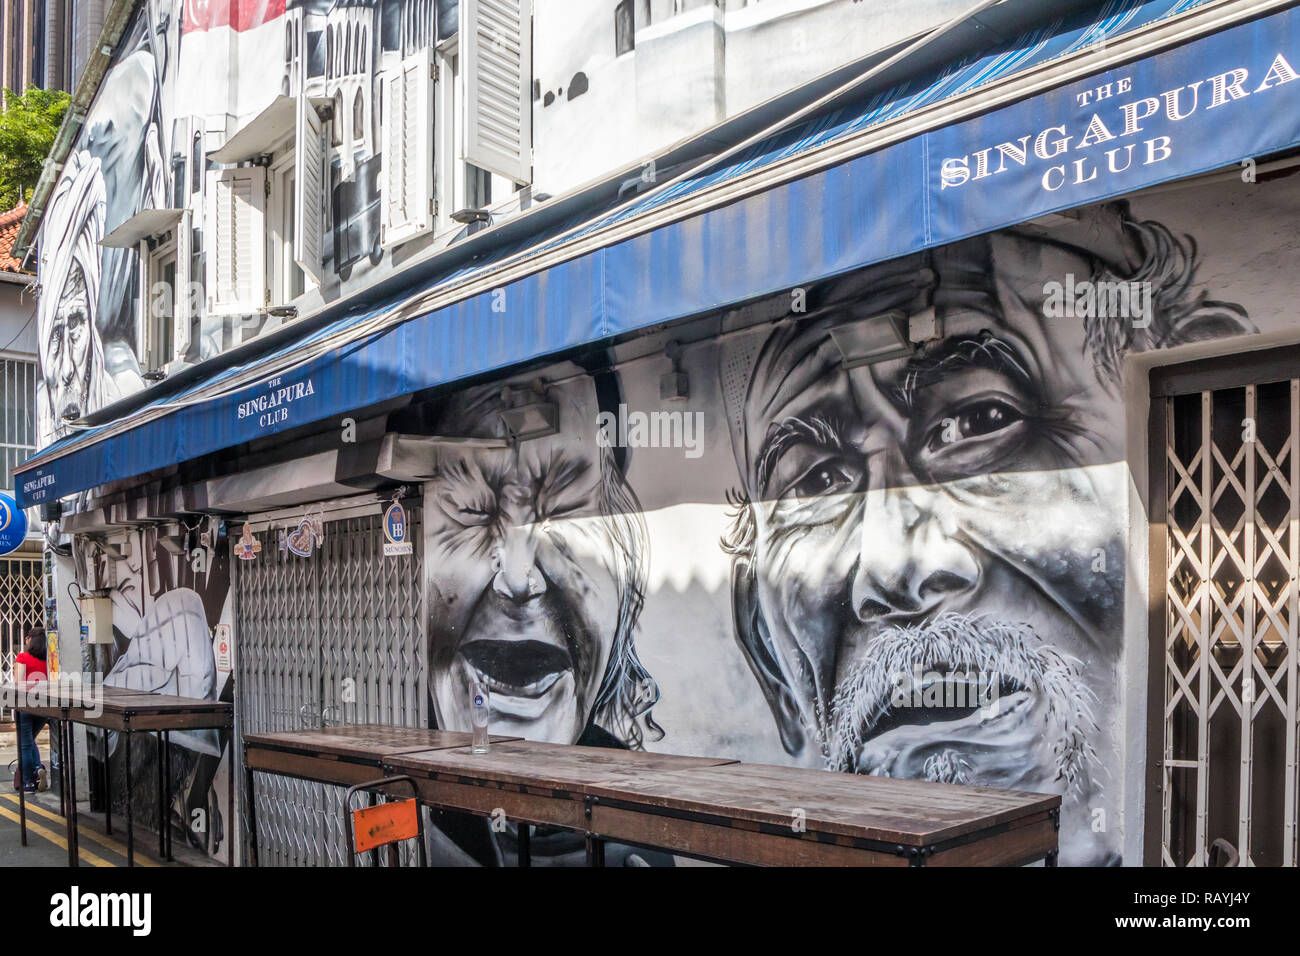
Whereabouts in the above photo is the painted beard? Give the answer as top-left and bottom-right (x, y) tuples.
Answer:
(826, 612), (1097, 796)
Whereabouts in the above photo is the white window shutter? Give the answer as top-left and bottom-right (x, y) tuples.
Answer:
(295, 98), (324, 285)
(381, 49), (433, 248)
(205, 167), (266, 316)
(461, 0), (531, 184)
(136, 239), (150, 361)
(174, 209), (192, 359)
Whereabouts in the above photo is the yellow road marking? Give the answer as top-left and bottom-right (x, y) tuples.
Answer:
(0, 803), (116, 867)
(0, 793), (157, 866)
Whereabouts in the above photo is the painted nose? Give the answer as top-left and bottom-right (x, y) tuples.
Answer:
(59, 333), (78, 386)
(851, 483), (979, 623)
(491, 526), (547, 602)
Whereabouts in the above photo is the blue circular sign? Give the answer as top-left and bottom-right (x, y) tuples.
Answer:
(384, 502), (407, 544)
(0, 493), (28, 555)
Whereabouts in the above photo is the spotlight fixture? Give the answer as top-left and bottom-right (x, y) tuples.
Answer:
(829, 309), (914, 368)
(659, 340), (689, 401)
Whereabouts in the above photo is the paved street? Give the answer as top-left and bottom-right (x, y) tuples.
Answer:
(0, 727), (203, 867)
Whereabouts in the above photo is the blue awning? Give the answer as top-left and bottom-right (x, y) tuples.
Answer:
(18, 0), (1300, 508)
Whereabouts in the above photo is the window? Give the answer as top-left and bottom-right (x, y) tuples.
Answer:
(270, 155), (306, 306)
(615, 0), (635, 56)
(381, 47), (434, 247)
(436, 41), (510, 231)
(143, 235), (177, 371)
(0, 359), (37, 492)
(205, 166), (266, 316)
(205, 99), (323, 320)
(132, 210), (192, 371)
(460, 0), (532, 185)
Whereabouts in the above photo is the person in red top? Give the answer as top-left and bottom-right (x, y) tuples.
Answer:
(14, 626), (49, 793)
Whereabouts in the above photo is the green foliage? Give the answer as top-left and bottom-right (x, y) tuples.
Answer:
(0, 87), (71, 211)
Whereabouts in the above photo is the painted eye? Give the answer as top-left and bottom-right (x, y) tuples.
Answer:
(457, 506), (493, 526)
(785, 458), (861, 501)
(926, 400), (1023, 452)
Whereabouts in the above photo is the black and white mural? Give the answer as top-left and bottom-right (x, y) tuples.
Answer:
(413, 196), (1259, 866)
(79, 522), (235, 859)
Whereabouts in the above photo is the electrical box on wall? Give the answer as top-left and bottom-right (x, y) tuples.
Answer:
(79, 596), (115, 645)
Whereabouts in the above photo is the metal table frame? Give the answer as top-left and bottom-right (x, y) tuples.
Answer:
(9, 687), (234, 867)
(241, 727), (522, 867)
(244, 730), (1061, 868)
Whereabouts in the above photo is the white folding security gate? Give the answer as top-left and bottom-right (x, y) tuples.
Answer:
(1162, 376), (1299, 867)
(0, 555), (45, 719)
(234, 501), (426, 866)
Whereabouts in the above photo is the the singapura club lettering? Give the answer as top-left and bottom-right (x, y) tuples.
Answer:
(237, 378), (317, 429)
(940, 52), (1299, 194)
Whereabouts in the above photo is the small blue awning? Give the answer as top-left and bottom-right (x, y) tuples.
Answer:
(18, 0), (1300, 508)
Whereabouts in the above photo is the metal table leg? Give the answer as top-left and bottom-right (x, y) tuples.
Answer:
(156, 731), (166, 860)
(15, 711), (26, 847)
(226, 727), (234, 868)
(585, 833), (605, 867)
(244, 747), (259, 867)
(103, 729), (112, 835)
(65, 718), (79, 867)
(163, 730), (173, 862)
(125, 728), (134, 868)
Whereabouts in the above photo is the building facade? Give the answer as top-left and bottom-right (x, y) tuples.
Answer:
(14, 0), (1300, 866)
(1, 0), (102, 98)
(0, 204), (47, 714)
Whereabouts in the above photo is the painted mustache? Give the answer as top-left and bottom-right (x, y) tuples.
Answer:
(827, 612), (1097, 792)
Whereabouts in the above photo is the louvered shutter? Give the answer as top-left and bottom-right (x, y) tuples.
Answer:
(205, 167), (266, 316)
(295, 98), (324, 285)
(381, 49), (433, 247)
(174, 209), (193, 358)
(461, 0), (531, 184)
(136, 239), (150, 360)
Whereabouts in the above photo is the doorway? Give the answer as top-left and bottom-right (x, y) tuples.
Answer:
(1151, 348), (1299, 867)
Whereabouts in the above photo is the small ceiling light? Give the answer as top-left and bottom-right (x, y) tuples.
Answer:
(451, 208), (490, 225)
(829, 310), (914, 368)
(659, 340), (688, 401)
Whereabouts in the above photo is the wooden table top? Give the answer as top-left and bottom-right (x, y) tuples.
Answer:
(386, 739), (738, 793)
(583, 761), (1060, 845)
(1, 683), (230, 715)
(97, 694), (233, 715)
(243, 725), (521, 761)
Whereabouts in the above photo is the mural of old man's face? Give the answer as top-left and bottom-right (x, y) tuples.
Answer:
(720, 201), (1251, 866)
(424, 372), (657, 747)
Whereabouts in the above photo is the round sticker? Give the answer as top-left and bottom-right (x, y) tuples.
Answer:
(474, 693), (485, 708)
